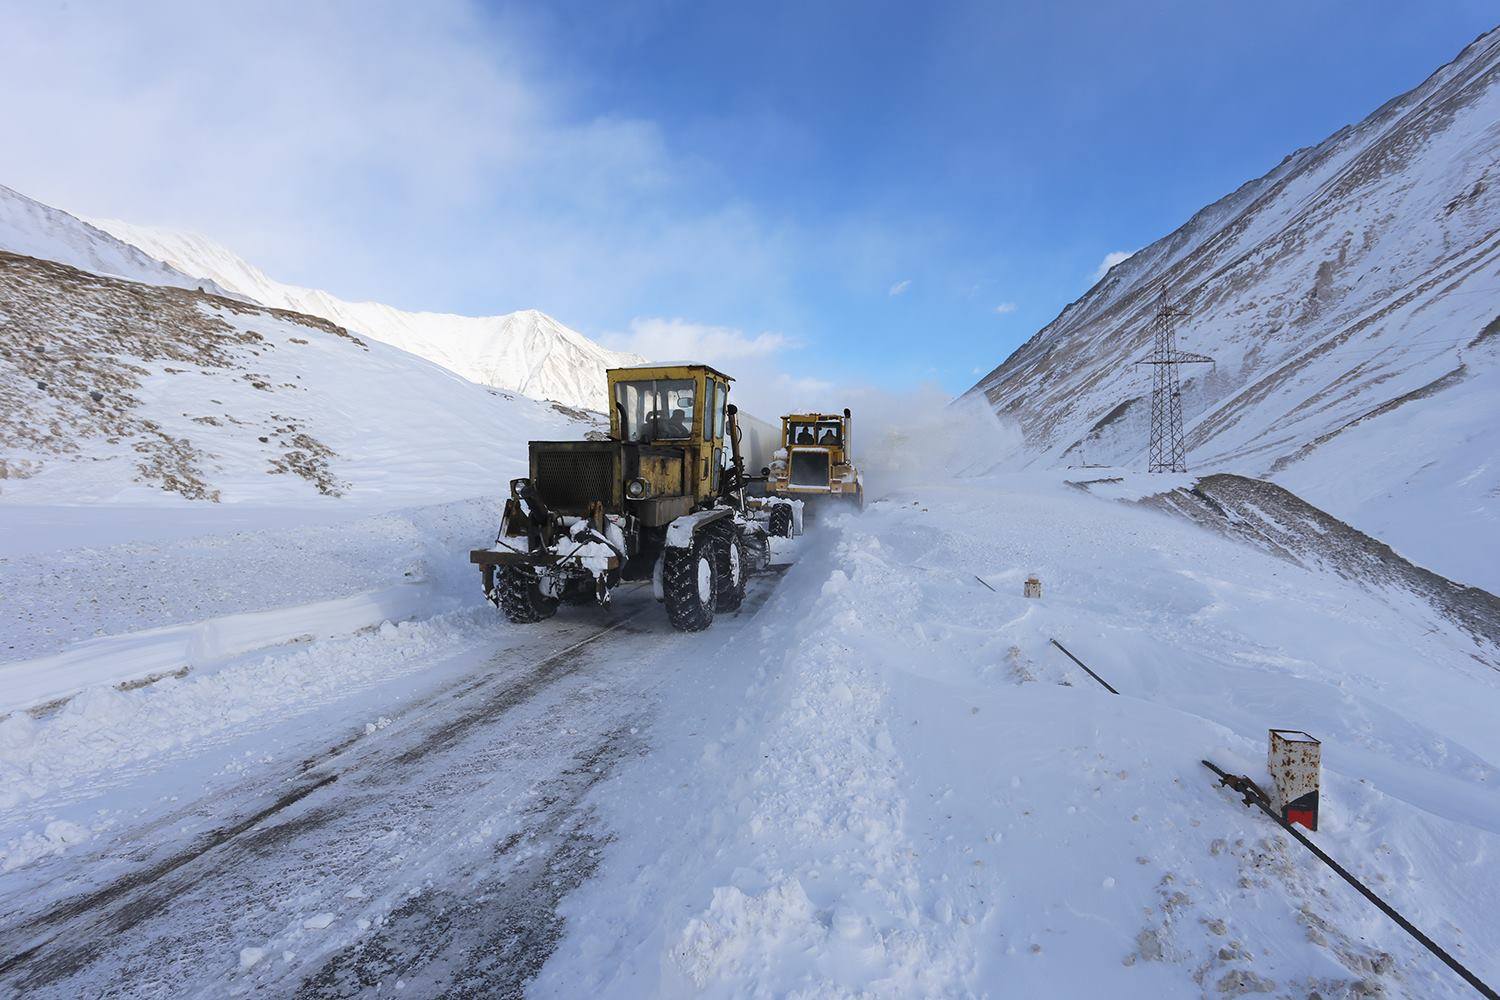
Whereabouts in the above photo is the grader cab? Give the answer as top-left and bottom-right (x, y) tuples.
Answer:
(470, 364), (773, 632)
(764, 409), (864, 520)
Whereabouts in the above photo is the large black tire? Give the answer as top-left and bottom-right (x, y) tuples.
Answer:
(768, 504), (793, 538)
(663, 531), (718, 631)
(713, 525), (748, 612)
(498, 565), (558, 624)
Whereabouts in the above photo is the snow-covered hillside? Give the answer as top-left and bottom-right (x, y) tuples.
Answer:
(964, 29), (1500, 592)
(90, 219), (644, 411)
(0, 185), (230, 296)
(0, 249), (596, 506)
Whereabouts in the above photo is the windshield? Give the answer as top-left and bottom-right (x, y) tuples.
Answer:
(614, 379), (697, 442)
(789, 420), (842, 447)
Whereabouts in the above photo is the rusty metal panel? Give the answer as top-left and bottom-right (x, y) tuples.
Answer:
(637, 449), (684, 497)
(1268, 729), (1321, 830)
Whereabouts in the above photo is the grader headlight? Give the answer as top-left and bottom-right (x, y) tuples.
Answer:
(626, 477), (651, 500)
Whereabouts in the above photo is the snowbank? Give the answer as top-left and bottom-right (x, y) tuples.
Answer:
(535, 474), (1500, 997)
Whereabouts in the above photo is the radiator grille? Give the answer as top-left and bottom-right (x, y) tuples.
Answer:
(789, 451), (831, 489)
(535, 450), (615, 511)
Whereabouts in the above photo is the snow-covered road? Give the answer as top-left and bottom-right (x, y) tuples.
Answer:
(0, 577), (781, 997)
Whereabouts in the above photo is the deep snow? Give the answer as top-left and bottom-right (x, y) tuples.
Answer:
(527, 475), (1499, 998)
(3, 471), (1496, 997)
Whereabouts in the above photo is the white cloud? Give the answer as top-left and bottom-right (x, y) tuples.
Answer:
(1093, 250), (1136, 282)
(993, 302), (1017, 315)
(606, 317), (794, 364)
(603, 318), (817, 417)
(888, 279), (912, 296)
(0, 1), (844, 331)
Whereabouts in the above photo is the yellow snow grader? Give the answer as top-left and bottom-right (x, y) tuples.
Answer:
(470, 364), (787, 632)
(763, 409), (864, 527)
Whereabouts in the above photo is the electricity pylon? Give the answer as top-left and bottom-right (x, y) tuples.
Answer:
(1134, 284), (1213, 473)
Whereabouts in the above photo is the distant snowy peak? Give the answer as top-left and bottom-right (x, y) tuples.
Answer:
(0, 185), (231, 297)
(90, 218), (643, 411)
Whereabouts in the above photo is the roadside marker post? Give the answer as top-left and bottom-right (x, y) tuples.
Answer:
(1268, 729), (1320, 831)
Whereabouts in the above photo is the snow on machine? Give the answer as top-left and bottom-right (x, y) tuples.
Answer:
(762, 409), (864, 529)
(470, 363), (788, 632)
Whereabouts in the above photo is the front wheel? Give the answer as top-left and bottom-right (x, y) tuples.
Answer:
(498, 565), (558, 624)
(714, 527), (748, 612)
(768, 504), (793, 538)
(663, 531), (718, 631)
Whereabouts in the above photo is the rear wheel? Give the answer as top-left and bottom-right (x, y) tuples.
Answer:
(663, 531), (718, 631)
(713, 526), (747, 612)
(498, 566), (558, 623)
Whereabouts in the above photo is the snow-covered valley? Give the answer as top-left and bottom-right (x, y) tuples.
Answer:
(2, 17), (1499, 1000)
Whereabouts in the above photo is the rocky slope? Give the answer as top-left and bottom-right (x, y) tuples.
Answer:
(964, 29), (1500, 591)
(0, 249), (594, 505)
(0, 185), (230, 297)
(89, 219), (644, 411)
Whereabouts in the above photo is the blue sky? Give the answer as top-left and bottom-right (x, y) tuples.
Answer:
(2, 1), (1496, 405)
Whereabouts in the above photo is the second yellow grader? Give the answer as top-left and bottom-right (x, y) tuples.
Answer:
(763, 409), (864, 529)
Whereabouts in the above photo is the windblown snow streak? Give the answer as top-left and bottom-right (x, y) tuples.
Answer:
(964, 29), (1500, 591)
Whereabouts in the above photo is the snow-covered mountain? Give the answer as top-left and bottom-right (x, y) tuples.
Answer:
(88, 219), (643, 411)
(0, 184), (231, 297)
(0, 248), (596, 505)
(964, 28), (1500, 591)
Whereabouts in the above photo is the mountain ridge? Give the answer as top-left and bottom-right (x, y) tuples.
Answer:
(88, 218), (644, 411)
(963, 28), (1500, 591)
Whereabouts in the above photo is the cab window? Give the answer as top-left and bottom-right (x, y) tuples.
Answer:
(704, 380), (718, 441)
(614, 379), (696, 442)
(789, 420), (840, 446)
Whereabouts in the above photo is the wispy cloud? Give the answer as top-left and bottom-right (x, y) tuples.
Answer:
(993, 301), (1017, 315)
(606, 317), (793, 363)
(888, 279), (912, 296)
(1093, 250), (1136, 282)
(0, 1), (873, 335)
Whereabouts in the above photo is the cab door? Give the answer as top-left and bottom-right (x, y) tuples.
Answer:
(704, 378), (727, 492)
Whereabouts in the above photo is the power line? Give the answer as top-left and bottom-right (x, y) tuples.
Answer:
(1134, 283), (1214, 473)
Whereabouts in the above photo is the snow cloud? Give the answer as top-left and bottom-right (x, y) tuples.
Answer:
(1093, 250), (1136, 282)
(888, 279), (912, 296)
(993, 302), (1017, 315)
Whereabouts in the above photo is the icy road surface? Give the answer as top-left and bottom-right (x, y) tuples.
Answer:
(0, 578), (781, 998)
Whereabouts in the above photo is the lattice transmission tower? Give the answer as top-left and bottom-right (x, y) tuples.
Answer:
(1134, 284), (1213, 473)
